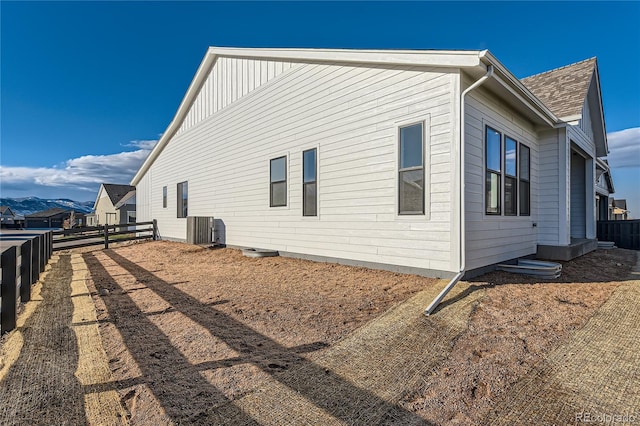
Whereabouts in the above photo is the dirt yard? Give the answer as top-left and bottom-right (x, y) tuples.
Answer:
(81, 241), (442, 424)
(1, 240), (637, 425)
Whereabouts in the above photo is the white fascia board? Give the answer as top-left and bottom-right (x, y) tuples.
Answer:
(131, 47), (484, 186)
(479, 51), (559, 127)
(131, 50), (217, 185)
(207, 46), (484, 68)
(93, 184), (104, 210)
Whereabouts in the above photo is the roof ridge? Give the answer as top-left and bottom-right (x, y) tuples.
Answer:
(521, 57), (596, 81)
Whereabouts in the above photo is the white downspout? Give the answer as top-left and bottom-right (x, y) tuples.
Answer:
(424, 64), (494, 315)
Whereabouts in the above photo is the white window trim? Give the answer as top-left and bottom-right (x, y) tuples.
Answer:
(394, 114), (431, 221)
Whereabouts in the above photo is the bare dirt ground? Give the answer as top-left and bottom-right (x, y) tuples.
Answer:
(1, 240), (637, 425)
(399, 248), (638, 425)
(80, 241), (441, 424)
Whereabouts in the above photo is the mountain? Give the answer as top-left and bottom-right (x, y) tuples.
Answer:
(0, 197), (94, 217)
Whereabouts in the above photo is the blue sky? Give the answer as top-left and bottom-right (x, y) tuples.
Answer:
(1, 1), (639, 215)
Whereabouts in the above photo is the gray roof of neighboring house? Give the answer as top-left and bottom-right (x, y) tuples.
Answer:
(613, 199), (628, 210)
(102, 184), (136, 205)
(520, 57), (596, 119)
(25, 208), (73, 218)
(0, 206), (15, 215)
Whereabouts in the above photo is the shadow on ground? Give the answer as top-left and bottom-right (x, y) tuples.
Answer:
(82, 249), (433, 425)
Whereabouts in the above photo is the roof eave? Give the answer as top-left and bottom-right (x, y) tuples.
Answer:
(479, 51), (559, 128)
(131, 48), (486, 186)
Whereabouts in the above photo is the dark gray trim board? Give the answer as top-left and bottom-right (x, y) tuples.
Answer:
(222, 244), (456, 279)
(537, 239), (597, 261)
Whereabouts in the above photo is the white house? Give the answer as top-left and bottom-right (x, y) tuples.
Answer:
(87, 183), (136, 226)
(131, 47), (610, 278)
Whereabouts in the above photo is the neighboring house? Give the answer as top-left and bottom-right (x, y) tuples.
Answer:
(0, 206), (17, 227)
(25, 208), (85, 229)
(92, 184), (136, 225)
(595, 159), (615, 221)
(132, 47), (611, 277)
(610, 198), (629, 220)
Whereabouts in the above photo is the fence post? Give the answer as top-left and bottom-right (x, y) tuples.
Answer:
(153, 219), (158, 241)
(1, 246), (18, 334)
(20, 240), (32, 302)
(104, 224), (109, 249)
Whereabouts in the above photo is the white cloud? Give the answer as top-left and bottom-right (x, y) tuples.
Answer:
(606, 127), (640, 168)
(0, 140), (156, 197)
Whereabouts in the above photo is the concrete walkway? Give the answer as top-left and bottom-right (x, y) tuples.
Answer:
(485, 259), (640, 425)
(0, 253), (127, 425)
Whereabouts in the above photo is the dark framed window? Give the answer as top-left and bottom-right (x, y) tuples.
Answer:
(504, 136), (518, 216)
(270, 156), (287, 207)
(520, 144), (531, 216)
(485, 126), (502, 215)
(303, 148), (317, 216)
(162, 186), (167, 208)
(399, 122), (424, 215)
(177, 181), (188, 218)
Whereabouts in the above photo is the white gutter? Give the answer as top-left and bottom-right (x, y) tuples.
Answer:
(424, 64), (494, 315)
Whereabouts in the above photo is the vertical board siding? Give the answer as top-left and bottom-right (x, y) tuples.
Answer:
(464, 79), (540, 270)
(142, 60), (457, 272)
(570, 153), (587, 238)
(177, 57), (296, 135)
(579, 99), (594, 141)
(537, 129), (561, 245)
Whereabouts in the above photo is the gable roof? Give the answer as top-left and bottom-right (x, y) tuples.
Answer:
(613, 199), (627, 210)
(520, 58), (597, 120)
(0, 206), (15, 216)
(132, 47), (564, 186)
(26, 208), (72, 218)
(100, 184), (136, 206)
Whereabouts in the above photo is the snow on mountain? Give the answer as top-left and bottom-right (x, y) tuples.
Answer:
(0, 197), (94, 217)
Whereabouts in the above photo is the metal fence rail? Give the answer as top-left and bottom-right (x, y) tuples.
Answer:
(52, 220), (157, 251)
(597, 220), (640, 250)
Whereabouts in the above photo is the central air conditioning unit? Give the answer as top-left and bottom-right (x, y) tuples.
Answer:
(186, 216), (214, 245)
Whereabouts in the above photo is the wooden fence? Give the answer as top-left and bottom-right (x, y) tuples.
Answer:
(597, 220), (640, 250)
(52, 220), (157, 251)
(0, 231), (53, 334)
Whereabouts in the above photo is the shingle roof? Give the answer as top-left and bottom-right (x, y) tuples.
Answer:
(102, 184), (136, 205)
(26, 208), (72, 218)
(520, 57), (597, 119)
(613, 199), (627, 210)
(0, 206), (13, 215)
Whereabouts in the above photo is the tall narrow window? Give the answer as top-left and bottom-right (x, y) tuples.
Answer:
(162, 186), (167, 208)
(504, 137), (518, 216)
(485, 126), (501, 215)
(303, 148), (317, 216)
(270, 156), (287, 207)
(520, 144), (531, 216)
(399, 123), (424, 215)
(177, 181), (188, 218)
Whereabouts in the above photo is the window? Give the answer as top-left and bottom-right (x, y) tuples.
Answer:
(162, 186), (167, 208)
(485, 126), (531, 217)
(127, 211), (137, 224)
(399, 123), (424, 215)
(485, 127), (502, 215)
(177, 181), (188, 218)
(270, 156), (287, 207)
(520, 144), (530, 216)
(303, 148), (317, 216)
(504, 137), (518, 216)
